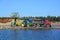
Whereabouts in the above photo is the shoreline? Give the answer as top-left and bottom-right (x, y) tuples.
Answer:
(0, 26), (60, 30)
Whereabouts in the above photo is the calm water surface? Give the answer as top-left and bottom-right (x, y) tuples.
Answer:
(0, 29), (60, 40)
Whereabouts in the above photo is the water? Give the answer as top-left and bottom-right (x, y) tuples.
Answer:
(0, 29), (60, 40)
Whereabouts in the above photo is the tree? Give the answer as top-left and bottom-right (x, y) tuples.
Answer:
(10, 12), (20, 26)
(10, 12), (20, 18)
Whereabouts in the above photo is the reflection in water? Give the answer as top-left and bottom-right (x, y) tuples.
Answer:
(0, 29), (60, 40)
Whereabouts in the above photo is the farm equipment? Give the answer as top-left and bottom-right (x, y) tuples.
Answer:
(44, 20), (51, 27)
(12, 18), (51, 27)
(22, 19), (51, 27)
(12, 18), (22, 27)
(32, 19), (51, 27)
(23, 19), (32, 27)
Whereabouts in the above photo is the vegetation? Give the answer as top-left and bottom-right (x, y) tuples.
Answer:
(10, 12), (60, 22)
(22, 16), (60, 22)
(10, 12), (20, 18)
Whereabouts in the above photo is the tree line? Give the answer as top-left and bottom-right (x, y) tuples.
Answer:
(10, 12), (60, 22)
(22, 16), (60, 22)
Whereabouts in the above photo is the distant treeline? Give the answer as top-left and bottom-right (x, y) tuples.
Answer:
(22, 16), (60, 22)
(11, 12), (60, 22)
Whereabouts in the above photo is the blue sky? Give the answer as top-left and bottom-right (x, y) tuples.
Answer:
(0, 0), (60, 17)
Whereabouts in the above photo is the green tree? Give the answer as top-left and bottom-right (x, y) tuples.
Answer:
(10, 12), (20, 18)
(10, 12), (20, 26)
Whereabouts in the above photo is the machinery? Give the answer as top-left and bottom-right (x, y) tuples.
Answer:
(32, 19), (51, 27)
(12, 18), (22, 27)
(12, 18), (51, 27)
(23, 19), (32, 27)
(44, 20), (51, 27)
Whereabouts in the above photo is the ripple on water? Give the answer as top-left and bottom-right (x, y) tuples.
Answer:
(0, 29), (60, 40)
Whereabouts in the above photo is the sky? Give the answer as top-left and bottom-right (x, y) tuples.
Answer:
(0, 0), (60, 17)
